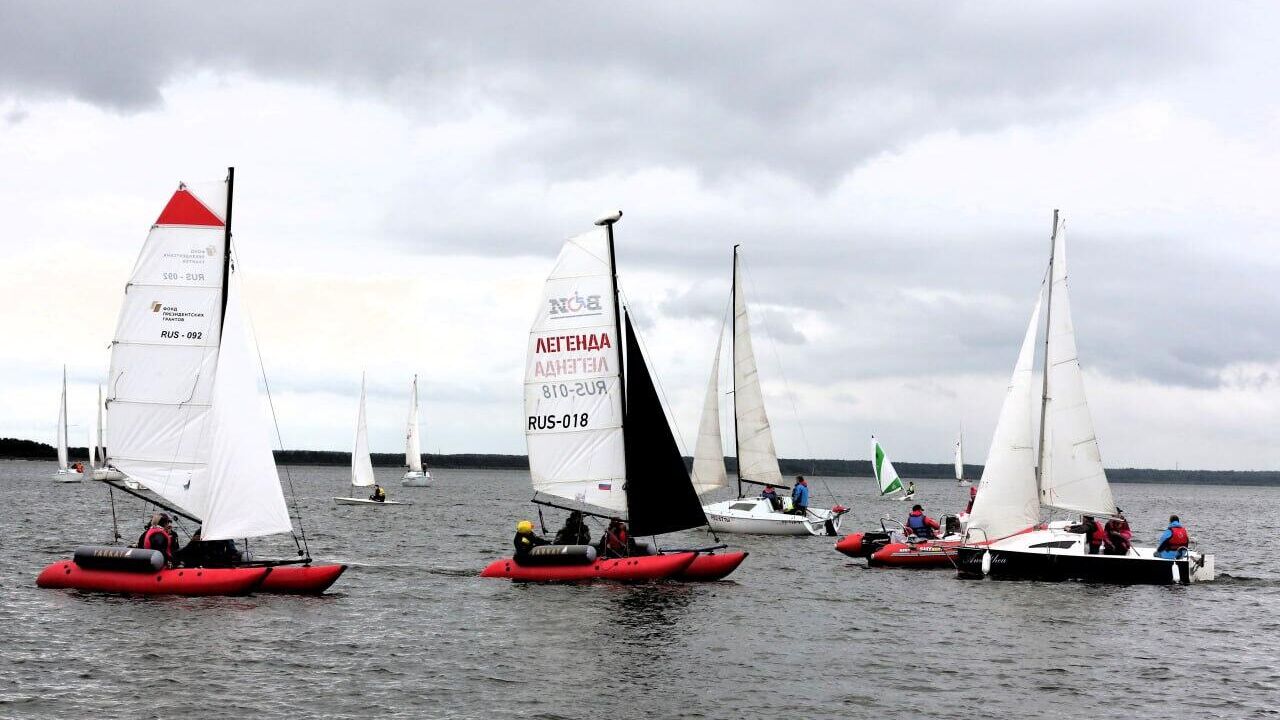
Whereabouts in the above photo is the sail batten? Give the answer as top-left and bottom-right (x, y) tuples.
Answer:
(731, 250), (783, 488)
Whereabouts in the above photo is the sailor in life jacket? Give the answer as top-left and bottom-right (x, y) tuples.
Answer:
(141, 513), (177, 567)
(1155, 515), (1190, 559)
(513, 520), (550, 563)
(905, 505), (940, 540)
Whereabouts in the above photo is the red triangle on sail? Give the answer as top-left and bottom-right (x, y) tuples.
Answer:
(155, 187), (224, 226)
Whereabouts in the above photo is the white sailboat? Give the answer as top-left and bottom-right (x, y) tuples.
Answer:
(401, 374), (431, 486)
(90, 383), (127, 482)
(699, 246), (845, 536)
(335, 374), (409, 506)
(52, 366), (82, 482)
(957, 212), (1213, 584)
(955, 427), (970, 487)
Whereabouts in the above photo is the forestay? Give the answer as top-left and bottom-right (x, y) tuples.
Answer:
(690, 326), (728, 496)
(966, 292), (1043, 542)
(1039, 223), (1117, 517)
(352, 374), (376, 488)
(871, 435), (903, 496)
(732, 251), (783, 487)
(524, 228), (626, 513)
(106, 181), (291, 541)
(405, 375), (423, 473)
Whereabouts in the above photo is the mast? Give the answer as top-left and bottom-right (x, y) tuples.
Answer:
(219, 166), (234, 339)
(596, 211), (627, 424)
(1035, 209), (1058, 492)
(731, 244), (742, 497)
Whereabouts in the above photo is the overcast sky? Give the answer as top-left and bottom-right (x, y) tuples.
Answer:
(1, 2), (1277, 470)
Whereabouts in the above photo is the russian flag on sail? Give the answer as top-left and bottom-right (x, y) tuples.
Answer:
(598, 482), (612, 490)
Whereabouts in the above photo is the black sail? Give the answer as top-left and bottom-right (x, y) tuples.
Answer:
(623, 311), (709, 537)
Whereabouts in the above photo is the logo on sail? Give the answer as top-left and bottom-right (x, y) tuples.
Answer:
(548, 292), (602, 317)
(151, 301), (163, 313)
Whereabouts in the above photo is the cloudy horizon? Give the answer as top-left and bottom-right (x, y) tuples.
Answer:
(2, 2), (1278, 471)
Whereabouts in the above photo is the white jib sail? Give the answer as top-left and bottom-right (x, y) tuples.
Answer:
(201, 274), (292, 540)
(966, 290), (1045, 542)
(524, 227), (626, 513)
(732, 251), (783, 488)
(56, 367), (68, 470)
(107, 180), (291, 541)
(1039, 220), (1116, 517)
(352, 374), (376, 488)
(691, 327), (728, 496)
(405, 375), (423, 473)
(94, 384), (105, 468)
(871, 435), (904, 496)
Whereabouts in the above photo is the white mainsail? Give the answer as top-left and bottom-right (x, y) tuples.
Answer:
(954, 428), (964, 482)
(1038, 221), (1116, 517)
(405, 375), (424, 473)
(56, 366), (68, 471)
(966, 291), (1044, 542)
(93, 384), (105, 469)
(106, 178), (292, 541)
(732, 250), (783, 488)
(691, 328), (728, 496)
(524, 227), (626, 513)
(352, 374), (376, 488)
(871, 435), (904, 496)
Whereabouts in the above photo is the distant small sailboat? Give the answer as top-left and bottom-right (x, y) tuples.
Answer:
(335, 374), (409, 506)
(89, 384), (127, 483)
(871, 435), (912, 501)
(955, 427), (970, 487)
(401, 375), (431, 486)
(52, 366), (83, 482)
(699, 246), (846, 536)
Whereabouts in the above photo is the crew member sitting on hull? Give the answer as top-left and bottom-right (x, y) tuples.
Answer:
(1104, 510), (1132, 555)
(1155, 515), (1189, 559)
(1068, 515), (1107, 554)
(178, 529), (243, 567)
(133, 513), (162, 548)
(513, 520), (550, 563)
(905, 481), (916, 497)
(141, 513), (178, 567)
(965, 485), (978, 514)
(905, 505), (940, 540)
(600, 517), (629, 558)
(370, 484), (387, 503)
(761, 485), (782, 511)
(554, 511), (592, 545)
(789, 476), (810, 515)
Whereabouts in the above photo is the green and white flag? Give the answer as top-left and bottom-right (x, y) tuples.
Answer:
(871, 435), (904, 496)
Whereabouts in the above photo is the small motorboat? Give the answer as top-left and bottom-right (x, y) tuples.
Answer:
(837, 514), (965, 568)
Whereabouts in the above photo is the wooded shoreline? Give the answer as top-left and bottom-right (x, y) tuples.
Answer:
(5, 437), (1278, 485)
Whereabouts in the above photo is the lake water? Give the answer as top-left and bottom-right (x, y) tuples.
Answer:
(1, 460), (1276, 719)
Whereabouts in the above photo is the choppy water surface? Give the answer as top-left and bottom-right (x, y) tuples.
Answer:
(1, 460), (1277, 719)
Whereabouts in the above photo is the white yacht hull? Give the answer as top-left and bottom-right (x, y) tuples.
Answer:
(334, 497), (411, 506)
(53, 469), (84, 483)
(91, 468), (126, 481)
(401, 470), (431, 487)
(703, 497), (843, 536)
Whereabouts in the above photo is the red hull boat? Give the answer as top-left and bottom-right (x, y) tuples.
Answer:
(480, 551), (698, 582)
(675, 551), (748, 581)
(37, 560), (272, 596)
(867, 541), (961, 568)
(257, 564), (348, 594)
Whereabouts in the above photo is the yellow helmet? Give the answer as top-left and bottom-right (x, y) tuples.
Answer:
(516, 520), (534, 534)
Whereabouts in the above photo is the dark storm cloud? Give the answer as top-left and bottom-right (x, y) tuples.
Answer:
(0, 2), (1210, 186)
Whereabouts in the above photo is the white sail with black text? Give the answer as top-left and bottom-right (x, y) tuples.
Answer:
(104, 172), (292, 541)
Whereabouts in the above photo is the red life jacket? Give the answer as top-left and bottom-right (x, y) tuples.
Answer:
(1089, 520), (1106, 544)
(142, 526), (172, 557)
(1167, 525), (1188, 549)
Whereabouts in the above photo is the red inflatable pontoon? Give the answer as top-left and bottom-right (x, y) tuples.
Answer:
(480, 551), (698, 582)
(36, 560), (272, 596)
(867, 541), (961, 568)
(675, 551), (748, 581)
(257, 564), (347, 594)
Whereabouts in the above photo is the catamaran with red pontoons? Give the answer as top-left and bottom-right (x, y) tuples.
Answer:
(481, 212), (747, 583)
(37, 169), (345, 596)
(956, 212), (1213, 585)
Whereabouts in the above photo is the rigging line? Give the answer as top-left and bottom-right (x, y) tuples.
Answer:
(616, 289), (691, 458)
(107, 485), (121, 543)
(237, 247), (310, 558)
(738, 256), (841, 505)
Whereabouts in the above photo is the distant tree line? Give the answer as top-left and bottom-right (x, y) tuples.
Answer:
(4, 437), (1279, 485)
